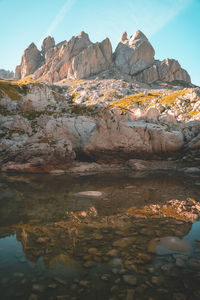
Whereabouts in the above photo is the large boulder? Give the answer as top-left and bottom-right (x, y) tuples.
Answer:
(114, 30), (155, 75)
(83, 118), (184, 160)
(15, 43), (44, 79)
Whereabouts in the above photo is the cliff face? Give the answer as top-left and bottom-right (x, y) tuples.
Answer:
(1, 30), (197, 173)
(15, 43), (44, 80)
(14, 30), (191, 85)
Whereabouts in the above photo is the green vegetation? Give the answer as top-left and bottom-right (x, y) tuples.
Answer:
(0, 79), (25, 100)
(160, 89), (189, 105)
(38, 137), (56, 146)
(0, 75), (45, 101)
(21, 110), (56, 120)
(0, 104), (11, 116)
(70, 104), (98, 116)
(109, 89), (193, 112)
(189, 111), (200, 116)
(110, 92), (162, 110)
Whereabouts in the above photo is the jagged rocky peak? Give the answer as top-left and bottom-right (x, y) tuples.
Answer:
(120, 32), (128, 42)
(78, 31), (90, 40)
(131, 30), (148, 41)
(136, 58), (191, 84)
(41, 36), (55, 57)
(114, 30), (155, 75)
(0, 69), (14, 79)
(15, 42), (44, 79)
(14, 29), (191, 85)
(32, 31), (113, 82)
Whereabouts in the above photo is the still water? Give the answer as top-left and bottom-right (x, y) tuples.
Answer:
(0, 171), (200, 300)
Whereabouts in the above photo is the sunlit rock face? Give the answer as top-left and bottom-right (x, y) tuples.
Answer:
(14, 30), (191, 84)
(135, 58), (191, 84)
(15, 43), (44, 80)
(32, 32), (113, 83)
(114, 30), (155, 75)
(41, 36), (55, 59)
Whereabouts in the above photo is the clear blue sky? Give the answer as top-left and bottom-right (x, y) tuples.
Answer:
(0, 0), (199, 85)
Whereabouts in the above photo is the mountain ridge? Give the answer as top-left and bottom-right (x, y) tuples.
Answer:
(14, 30), (191, 85)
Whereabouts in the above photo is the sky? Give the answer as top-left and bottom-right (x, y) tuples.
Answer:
(0, 0), (199, 85)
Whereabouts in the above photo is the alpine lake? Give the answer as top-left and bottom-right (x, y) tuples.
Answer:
(0, 170), (200, 300)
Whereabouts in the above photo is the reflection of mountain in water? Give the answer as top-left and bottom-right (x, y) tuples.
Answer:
(1, 172), (200, 300)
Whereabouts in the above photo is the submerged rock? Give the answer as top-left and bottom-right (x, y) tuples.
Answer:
(75, 191), (103, 197)
(148, 236), (190, 254)
(157, 237), (190, 254)
(123, 275), (137, 286)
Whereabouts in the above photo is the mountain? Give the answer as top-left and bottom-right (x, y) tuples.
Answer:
(0, 30), (199, 174)
(15, 30), (191, 85)
(0, 69), (14, 79)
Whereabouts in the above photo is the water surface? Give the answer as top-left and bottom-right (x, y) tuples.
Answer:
(0, 171), (200, 300)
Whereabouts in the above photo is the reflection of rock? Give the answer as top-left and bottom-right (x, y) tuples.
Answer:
(157, 236), (190, 254)
(126, 197), (200, 223)
(1, 212), (191, 278)
(112, 237), (136, 248)
(148, 236), (190, 254)
(44, 253), (80, 270)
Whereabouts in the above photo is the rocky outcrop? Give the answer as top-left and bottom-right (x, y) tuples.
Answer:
(13, 30), (191, 85)
(83, 119), (184, 161)
(0, 69), (14, 79)
(114, 30), (155, 75)
(41, 36), (55, 59)
(0, 78), (200, 172)
(15, 43), (44, 79)
(136, 59), (191, 84)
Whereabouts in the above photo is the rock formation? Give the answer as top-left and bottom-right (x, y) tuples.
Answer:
(0, 69), (14, 79)
(41, 36), (55, 58)
(0, 77), (199, 172)
(136, 58), (191, 84)
(14, 30), (191, 85)
(114, 30), (155, 75)
(18, 32), (113, 83)
(15, 43), (44, 79)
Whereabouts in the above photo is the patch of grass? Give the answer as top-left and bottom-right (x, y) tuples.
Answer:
(0, 79), (24, 100)
(0, 104), (11, 116)
(5, 128), (26, 139)
(103, 89), (122, 101)
(70, 104), (98, 116)
(189, 111), (200, 116)
(52, 90), (67, 102)
(38, 138), (56, 145)
(0, 76), (44, 101)
(71, 91), (80, 102)
(21, 110), (56, 120)
(160, 89), (189, 106)
(110, 92), (162, 110)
